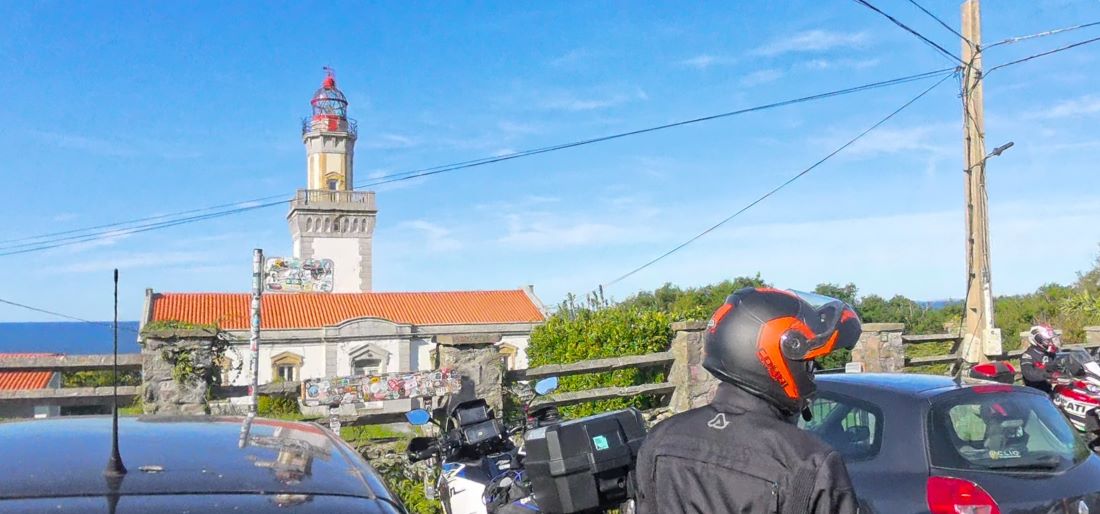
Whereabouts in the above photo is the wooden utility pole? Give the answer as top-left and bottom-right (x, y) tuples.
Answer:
(960, 0), (1001, 365)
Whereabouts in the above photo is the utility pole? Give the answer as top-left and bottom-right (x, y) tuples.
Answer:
(960, 0), (1001, 365)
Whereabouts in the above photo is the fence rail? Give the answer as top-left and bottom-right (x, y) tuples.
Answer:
(506, 352), (677, 409)
(506, 352), (675, 382)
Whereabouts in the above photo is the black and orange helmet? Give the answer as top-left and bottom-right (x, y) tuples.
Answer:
(702, 287), (862, 415)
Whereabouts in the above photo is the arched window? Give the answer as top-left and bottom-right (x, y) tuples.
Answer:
(497, 343), (519, 371)
(349, 344), (391, 376)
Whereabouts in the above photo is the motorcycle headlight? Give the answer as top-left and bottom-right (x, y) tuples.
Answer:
(1088, 384), (1100, 394)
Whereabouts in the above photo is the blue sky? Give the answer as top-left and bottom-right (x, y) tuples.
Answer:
(1, 1), (1099, 322)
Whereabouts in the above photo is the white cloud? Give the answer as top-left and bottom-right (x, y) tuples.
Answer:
(754, 30), (869, 56)
(796, 58), (880, 71)
(549, 48), (590, 67)
(399, 220), (462, 252)
(740, 69), (785, 87)
(496, 209), (663, 250)
(1029, 95), (1100, 120)
(51, 213), (78, 222)
(49, 251), (210, 273)
(537, 87), (648, 112)
(366, 133), (418, 149)
(680, 54), (737, 70)
(815, 122), (955, 159)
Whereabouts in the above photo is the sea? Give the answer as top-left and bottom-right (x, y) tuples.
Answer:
(0, 321), (142, 355)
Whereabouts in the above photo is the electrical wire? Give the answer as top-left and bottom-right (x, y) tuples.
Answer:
(986, 20), (1100, 49)
(905, 0), (974, 48)
(0, 297), (139, 334)
(985, 35), (1100, 75)
(850, 0), (964, 64)
(1, 68), (955, 257)
(602, 72), (955, 289)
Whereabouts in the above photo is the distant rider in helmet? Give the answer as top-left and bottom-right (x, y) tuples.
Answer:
(635, 287), (863, 514)
(1020, 324), (1061, 394)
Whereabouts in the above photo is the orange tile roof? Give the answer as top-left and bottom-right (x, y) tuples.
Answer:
(150, 290), (545, 330)
(0, 353), (59, 391)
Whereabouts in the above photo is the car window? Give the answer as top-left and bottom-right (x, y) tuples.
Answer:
(928, 388), (1090, 473)
(799, 394), (882, 461)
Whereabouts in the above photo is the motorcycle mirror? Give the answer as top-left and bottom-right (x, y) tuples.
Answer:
(405, 409), (432, 426)
(534, 377), (559, 396)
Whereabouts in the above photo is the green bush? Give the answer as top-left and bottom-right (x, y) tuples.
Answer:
(527, 299), (683, 418)
(257, 394), (300, 417)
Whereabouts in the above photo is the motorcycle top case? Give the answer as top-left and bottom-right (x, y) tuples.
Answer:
(523, 408), (647, 514)
(968, 361), (1016, 384)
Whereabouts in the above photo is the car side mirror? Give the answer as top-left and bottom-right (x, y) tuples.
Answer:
(534, 377), (559, 396)
(406, 409), (432, 426)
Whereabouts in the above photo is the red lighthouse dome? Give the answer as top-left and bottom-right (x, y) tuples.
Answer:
(309, 67), (351, 133)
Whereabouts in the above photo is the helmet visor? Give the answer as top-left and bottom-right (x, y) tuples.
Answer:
(787, 290), (862, 358)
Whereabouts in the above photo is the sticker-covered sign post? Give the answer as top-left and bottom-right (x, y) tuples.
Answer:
(302, 369), (463, 408)
(249, 249), (263, 415)
(264, 257), (334, 293)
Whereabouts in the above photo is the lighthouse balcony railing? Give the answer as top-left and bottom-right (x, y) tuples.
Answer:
(294, 189), (376, 209)
(301, 117), (358, 137)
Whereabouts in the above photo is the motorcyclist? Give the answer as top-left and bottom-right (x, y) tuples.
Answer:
(1020, 323), (1061, 394)
(636, 287), (863, 514)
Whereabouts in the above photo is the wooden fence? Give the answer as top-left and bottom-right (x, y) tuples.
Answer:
(505, 352), (677, 409)
(0, 354), (299, 410)
(901, 332), (1100, 373)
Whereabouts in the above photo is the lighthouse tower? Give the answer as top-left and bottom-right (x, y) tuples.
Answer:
(288, 69), (377, 292)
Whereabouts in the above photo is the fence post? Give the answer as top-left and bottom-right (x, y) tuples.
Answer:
(435, 334), (504, 413)
(141, 327), (220, 415)
(667, 321), (717, 413)
(850, 323), (906, 373)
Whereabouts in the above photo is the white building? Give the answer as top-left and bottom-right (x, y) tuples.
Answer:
(141, 288), (545, 385)
(140, 70), (546, 384)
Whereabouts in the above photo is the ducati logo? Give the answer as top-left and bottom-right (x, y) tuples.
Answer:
(707, 412), (729, 430)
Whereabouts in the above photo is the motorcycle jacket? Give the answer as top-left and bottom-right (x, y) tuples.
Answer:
(635, 383), (858, 514)
(1020, 345), (1058, 394)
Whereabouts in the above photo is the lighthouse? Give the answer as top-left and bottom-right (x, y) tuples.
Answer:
(287, 68), (377, 292)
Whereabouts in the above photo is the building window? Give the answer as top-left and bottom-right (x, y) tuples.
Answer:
(498, 344), (518, 370)
(327, 179), (339, 191)
(271, 352), (303, 383)
(354, 358), (382, 376)
(277, 364), (296, 382)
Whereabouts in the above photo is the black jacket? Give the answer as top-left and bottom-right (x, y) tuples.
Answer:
(635, 383), (858, 514)
(1020, 345), (1058, 393)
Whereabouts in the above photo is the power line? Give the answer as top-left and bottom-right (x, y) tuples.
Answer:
(851, 0), (964, 64)
(906, 0), (974, 48)
(0, 200), (286, 257)
(603, 72), (954, 288)
(0, 297), (139, 334)
(986, 35), (1100, 74)
(1, 68), (955, 257)
(0, 192), (291, 246)
(986, 20), (1100, 49)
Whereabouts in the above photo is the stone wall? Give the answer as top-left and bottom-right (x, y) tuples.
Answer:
(667, 321), (718, 413)
(436, 334), (504, 413)
(849, 323), (906, 372)
(141, 327), (221, 415)
(1089, 327), (1100, 346)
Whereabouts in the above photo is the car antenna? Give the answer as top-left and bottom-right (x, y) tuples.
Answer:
(105, 268), (127, 477)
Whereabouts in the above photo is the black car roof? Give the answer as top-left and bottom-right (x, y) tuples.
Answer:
(0, 415), (398, 505)
(815, 372), (1041, 399)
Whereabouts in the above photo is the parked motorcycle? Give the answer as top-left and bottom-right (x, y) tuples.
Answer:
(405, 377), (560, 514)
(970, 352), (1100, 451)
(1049, 348), (1100, 432)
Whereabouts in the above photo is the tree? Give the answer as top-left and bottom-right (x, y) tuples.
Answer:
(814, 283), (859, 305)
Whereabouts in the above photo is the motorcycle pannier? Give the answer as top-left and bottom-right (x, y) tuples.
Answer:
(523, 408), (647, 513)
(968, 361), (1016, 384)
